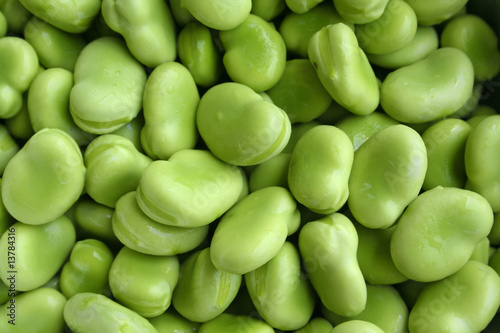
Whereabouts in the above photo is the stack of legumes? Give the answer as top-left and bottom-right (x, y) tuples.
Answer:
(0, 0), (500, 332)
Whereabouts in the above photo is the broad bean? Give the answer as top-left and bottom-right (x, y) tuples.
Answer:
(64, 292), (158, 332)
(69, 37), (147, 134)
(0, 288), (66, 332)
(141, 61), (200, 160)
(196, 82), (291, 166)
(180, 0), (251, 31)
(136, 149), (245, 227)
(102, 0), (177, 68)
(391, 186), (494, 282)
(27, 67), (93, 146)
(409, 260), (500, 333)
(348, 124), (427, 229)
(109, 246), (179, 318)
(0, 36), (38, 119)
(19, 0), (100, 33)
(210, 186), (300, 274)
(172, 247), (241, 322)
(84, 134), (152, 208)
(381, 47), (475, 123)
(220, 14), (287, 92)
(112, 191), (209, 256)
(60, 239), (114, 299)
(288, 125), (353, 214)
(23, 17), (86, 71)
(245, 241), (316, 330)
(267, 59), (332, 124)
(308, 23), (380, 116)
(0, 216), (75, 292)
(2, 128), (85, 225)
(299, 213), (366, 317)
(465, 115), (500, 212)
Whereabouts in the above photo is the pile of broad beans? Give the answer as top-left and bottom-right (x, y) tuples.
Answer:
(1, 0), (500, 332)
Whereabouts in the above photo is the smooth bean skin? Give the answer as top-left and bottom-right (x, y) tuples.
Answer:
(109, 247), (179, 318)
(220, 14), (287, 92)
(0, 36), (38, 119)
(299, 213), (366, 317)
(285, 0), (324, 14)
(198, 313), (274, 333)
(348, 124), (427, 229)
(19, 0), (100, 33)
(181, 0), (251, 31)
(0, 125), (18, 175)
(69, 37), (147, 134)
(441, 14), (500, 81)
(112, 191), (209, 256)
(381, 47), (474, 123)
(0, 288), (66, 332)
(267, 59), (332, 124)
(172, 248), (241, 322)
(335, 112), (399, 151)
(405, 0), (467, 25)
(23, 17), (86, 71)
(196, 82), (291, 166)
(177, 21), (223, 88)
(409, 261), (500, 333)
(465, 115), (500, 212)
(74, 198), (119, 245)
(354, 223), (407, 285)
(251, 0), (286, 21)
(294, 317), (333, 333)
(245, 242), (316, 330)
(329, 320), (384, 333)
(210, 186), (300, 275)
(279, 3), (354, 59)
(323, 284), (408, 333)
(141, 62), (199, 160)
(356, 0), (417, 55)
(367, 26), (439, 69)
(332, 0), (389, 24)
(149, 310), (201, 333)
(27, 68), (93, 146)
(288, 125), (353, 214)
(84, 134), (152, 208)
(421, 118), (471, 190)
(102, 0), (177, 68)
(308, 23), (379, 116)
(60, 239), (114, 299)
(391, 186), (494, 282)
(137, 149), (244, 227)
(249, 153), (290, 192)
(0, 216), (75, 291)
(64, 292), (158, 333)
(2, 128), (85, 225)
